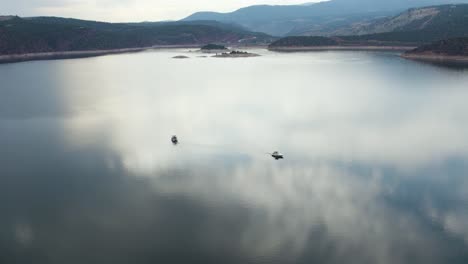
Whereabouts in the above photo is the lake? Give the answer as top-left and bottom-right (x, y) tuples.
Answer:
(1, 49), (468, 264)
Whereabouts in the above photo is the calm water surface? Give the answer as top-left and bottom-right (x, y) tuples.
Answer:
(1, 49), (468, 264)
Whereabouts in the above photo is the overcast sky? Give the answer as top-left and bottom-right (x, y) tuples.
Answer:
(1, 0), (321, 22)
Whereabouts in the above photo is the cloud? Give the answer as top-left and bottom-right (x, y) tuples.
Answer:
(1, 0), (320, 21)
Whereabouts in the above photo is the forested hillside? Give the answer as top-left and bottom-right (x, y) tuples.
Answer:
(0, 16), (272, 55)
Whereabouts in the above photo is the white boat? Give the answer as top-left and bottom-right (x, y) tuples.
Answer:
(271, 151), (284, 160)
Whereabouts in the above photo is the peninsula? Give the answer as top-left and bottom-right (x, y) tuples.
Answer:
(402, 38), (468, 64)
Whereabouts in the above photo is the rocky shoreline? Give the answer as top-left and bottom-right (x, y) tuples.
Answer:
(269, 46), (416, 52)
(401, 53), (468, 65)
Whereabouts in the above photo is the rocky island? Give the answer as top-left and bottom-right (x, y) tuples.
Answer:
(402, 38), (468, 64)
(213, 50), (260, 58)
(199, 44), (259, 57)
(172, 55), (190, 59)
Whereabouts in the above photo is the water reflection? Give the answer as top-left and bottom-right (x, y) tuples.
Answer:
(1, 50), (468, 263)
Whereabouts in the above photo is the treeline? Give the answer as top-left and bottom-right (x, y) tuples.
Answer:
(0, 16), (271, 55)
(269, 36), (339, 47)
(269, 29), (468, 49)
(407, 37), (468, 56)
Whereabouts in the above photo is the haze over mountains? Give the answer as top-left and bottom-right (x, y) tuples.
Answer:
(184, 0), (468, 36)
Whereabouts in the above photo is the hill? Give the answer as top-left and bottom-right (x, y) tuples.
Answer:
(269, 4), (468, 48)
(402, 37), (468, 64)
(0, 16), (272, 55)
(341, 4), (468, 43)
(183, 0), (468, 36)
(325, 4), (468, 36)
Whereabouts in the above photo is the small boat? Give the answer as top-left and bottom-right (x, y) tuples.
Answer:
(171, 135), (179, 145)
(271, 151), (284, 160)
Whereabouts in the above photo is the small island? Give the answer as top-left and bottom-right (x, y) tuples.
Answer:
(402, 37), (468, 64)
(172, 55), (190, 59)
(200, 44), (228, 53)
(213, 50), (260, 58)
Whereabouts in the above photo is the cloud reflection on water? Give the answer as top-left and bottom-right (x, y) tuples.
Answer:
(58, 50), (468, 170)
(61, 50), (468, 262)
(1, 50), (468, 263)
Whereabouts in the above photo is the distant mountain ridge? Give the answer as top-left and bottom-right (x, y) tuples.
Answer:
(321, 4), (468, 36)
(183, 0), (468, 36)
(341, 4), (468, 43)
(269, 4), (468, 48)
(0, 16), (272, 55)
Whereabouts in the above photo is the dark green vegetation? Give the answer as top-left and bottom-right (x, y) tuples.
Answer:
(270, 4), (468, 48)
(183, 0), (468, 36)
(406, 37), (468, 56)
(269, 36), (339, 47)
(0, 16), (272, 55)
(268, 35), (417, 49)
(201, 44), (227, 50)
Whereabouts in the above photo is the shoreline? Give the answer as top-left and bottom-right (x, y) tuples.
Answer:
(401, 53), (468, 65)
(268, 46), (416, 52)
(1, 45), (437, 64)
(0, 45), (202, 64)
